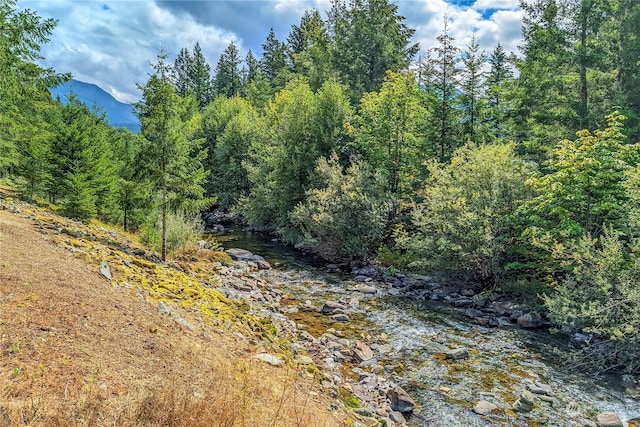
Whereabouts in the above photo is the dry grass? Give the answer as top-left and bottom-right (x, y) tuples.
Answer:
(0, 201), (346, 427)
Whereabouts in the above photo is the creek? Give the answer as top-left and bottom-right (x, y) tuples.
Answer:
(214, 227), (640, 426)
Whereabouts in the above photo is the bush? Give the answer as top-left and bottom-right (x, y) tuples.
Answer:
(141, 211), (203, 255)
(544, 228), (640, 374)
(398, 143), (535, 284)
(290, 154), (392, 261)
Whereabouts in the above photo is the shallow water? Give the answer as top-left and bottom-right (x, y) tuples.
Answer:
(215, 228), (640, 426)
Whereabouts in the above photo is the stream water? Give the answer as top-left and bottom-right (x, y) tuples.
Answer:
(215, 228), (640, 426)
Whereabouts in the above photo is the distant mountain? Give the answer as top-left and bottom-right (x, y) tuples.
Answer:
(50, 79), (140, 133)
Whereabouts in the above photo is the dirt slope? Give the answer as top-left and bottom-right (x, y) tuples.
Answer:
(0, 201), (345, 426)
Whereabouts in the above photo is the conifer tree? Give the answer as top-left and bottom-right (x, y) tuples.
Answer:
(136, 51), (210, 261)
(214, 41), (242, 98)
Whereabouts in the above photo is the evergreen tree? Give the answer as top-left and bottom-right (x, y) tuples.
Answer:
(47, 93), (114, 222)
(190, 42), (214, 109)
(261, 28), (289, 90)
(427, 16), (461, 161)
(486, 43), (515, 141)
(214, 41), (242, 98)
(459, 33), (487, 144)
(332, 0), (418, 103)
(173, 47), (193, 97)
(135, 51), (210, 260)
(0, 0), (67, 178)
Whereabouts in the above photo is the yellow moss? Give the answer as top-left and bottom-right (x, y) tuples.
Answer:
(210, 250), (233, 266)
(132, 258), (156, 269)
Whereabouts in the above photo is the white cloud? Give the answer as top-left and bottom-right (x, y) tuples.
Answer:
(473, 0), (520, 10)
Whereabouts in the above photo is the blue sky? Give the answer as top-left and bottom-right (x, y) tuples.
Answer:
(19, 0), (523, 103)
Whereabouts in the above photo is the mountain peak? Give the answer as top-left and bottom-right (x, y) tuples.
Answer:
(50, 79), (140, 133)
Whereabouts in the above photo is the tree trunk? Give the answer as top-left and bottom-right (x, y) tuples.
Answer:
(161, 184), (167, 262)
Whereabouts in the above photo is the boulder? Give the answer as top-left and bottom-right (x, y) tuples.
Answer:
(387, 385), (415, 413)
(321, 300), (344, 314)
(256, 353), (284, 366)
(332, 313), (350, 322)
(512, 390), (535, 413)
(225, 248), (255, 261)
(473, 400), (498, 415)
(595, 413), (624, 427)
(517, 313), (543, 329)
(353, 340), (374, 362)
(445, 348), (470, 361)
(99, 261), (112, 280)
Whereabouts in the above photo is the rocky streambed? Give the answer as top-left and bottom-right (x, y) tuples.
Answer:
(211, 229), (640, 427)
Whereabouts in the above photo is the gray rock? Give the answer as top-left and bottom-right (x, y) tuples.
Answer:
(257, 260), (271, 270)
(389, 411), (406, 424)
(353, 340), (375, 362)
(158, 301), (171, 315)
(321, 300), (344, 314)
(332, 313), (350, 322)
(464, 308), (484, 319)
(473, 400), (498, 415)
(387, 385), (415, 413)
(512, 390), (535, 413)
(256, 353), (284, 366)
(356, 285), (378, 294)
(517, 313), (543, 329)
(574, 419), (597, 427)
(353, 407), (374, 417)
(175, 316), (194, 331)
(99, 261), (112, 280)
(225, 248), (255, 261)
(570, 332), (592, 348)
(453, 298), (474, 307)
(527, 382), (553, 396)
(446, 348), (470, 361)
(595, 413), (624, 427)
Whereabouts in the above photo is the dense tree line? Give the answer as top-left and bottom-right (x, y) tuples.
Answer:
(2, 0), (640, 373)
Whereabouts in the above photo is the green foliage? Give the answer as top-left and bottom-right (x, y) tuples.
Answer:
(141, 210), (204, 254)
(242, 78), (352, 236)
(202, 96), (262, 210)
(354, 71), (427, 201)
(399, 143), (535, 283)
(47, 94), (116, 223)
(544, 228), (640, 373)
(136, 51), (212, 260)
(291, 154), (392, 261)
(523, 112), (639, 246)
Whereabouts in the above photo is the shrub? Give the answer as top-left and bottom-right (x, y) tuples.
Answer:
(290, 154), (392, 261)
(141, 211), (203, 255)
(398, 143), (535, 284)
(544, 228), (640, 374)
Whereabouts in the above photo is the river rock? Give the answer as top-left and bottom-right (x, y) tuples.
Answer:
(353, 340), (375, 362)
(453, 298), (474, 307)
(574, 419), (597, 427)
(356, 285), (378, 294)
(321, 300), (344, 314)
(257, 260), (271, 270)
(351, 261), (378, 278)
(517, 312), (543, 329)
(332, 313), (350, 322)
(595, 413), (624, 427)
(527, 382), (553, 396)
(512, 390), (535, 413)
(473, 400), (498, 415)
(464, 308), (484, 319)
(570, 332), (592, 348)
(446, 348), (470, 361)
(387, 385), (415, 413)
(389, 411), (406, 424)
(226, 248), (255, 261)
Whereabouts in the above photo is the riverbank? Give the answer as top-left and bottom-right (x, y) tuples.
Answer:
(0, 195), (353, 426)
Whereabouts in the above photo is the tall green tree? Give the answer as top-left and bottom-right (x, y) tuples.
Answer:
(261, 28), (289, 90)
(354, 71), (427, 201)
(136, 51), (210, 260)
(202, 96), (262, 209)
(47, 94), (115, 222)
(426, 16), (461, 161)
(459, 33), (487, 144)
(331, 0), (418, 102)
(486, 43), (515, 141)
(214, 41), (242, 98)
(0, 0), (66, 178)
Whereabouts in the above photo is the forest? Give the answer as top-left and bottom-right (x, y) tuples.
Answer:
(1, 0), (640, 374)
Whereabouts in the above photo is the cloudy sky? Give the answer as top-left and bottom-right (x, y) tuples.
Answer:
(19, 0), (523, 104)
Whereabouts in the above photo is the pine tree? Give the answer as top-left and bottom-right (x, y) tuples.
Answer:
(486, 43), (514, 140)
(173, 47), (193, 97)
(261, 28), (289, 90)
(214, 41), (242, 98)
(459, 33), (487, 144)
(427, 16), (461, 161)
(190, 42), (214, 109)
(135, 51), (210, 261)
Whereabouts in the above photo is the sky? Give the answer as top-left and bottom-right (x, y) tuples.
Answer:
(18, 0), (524, 104)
